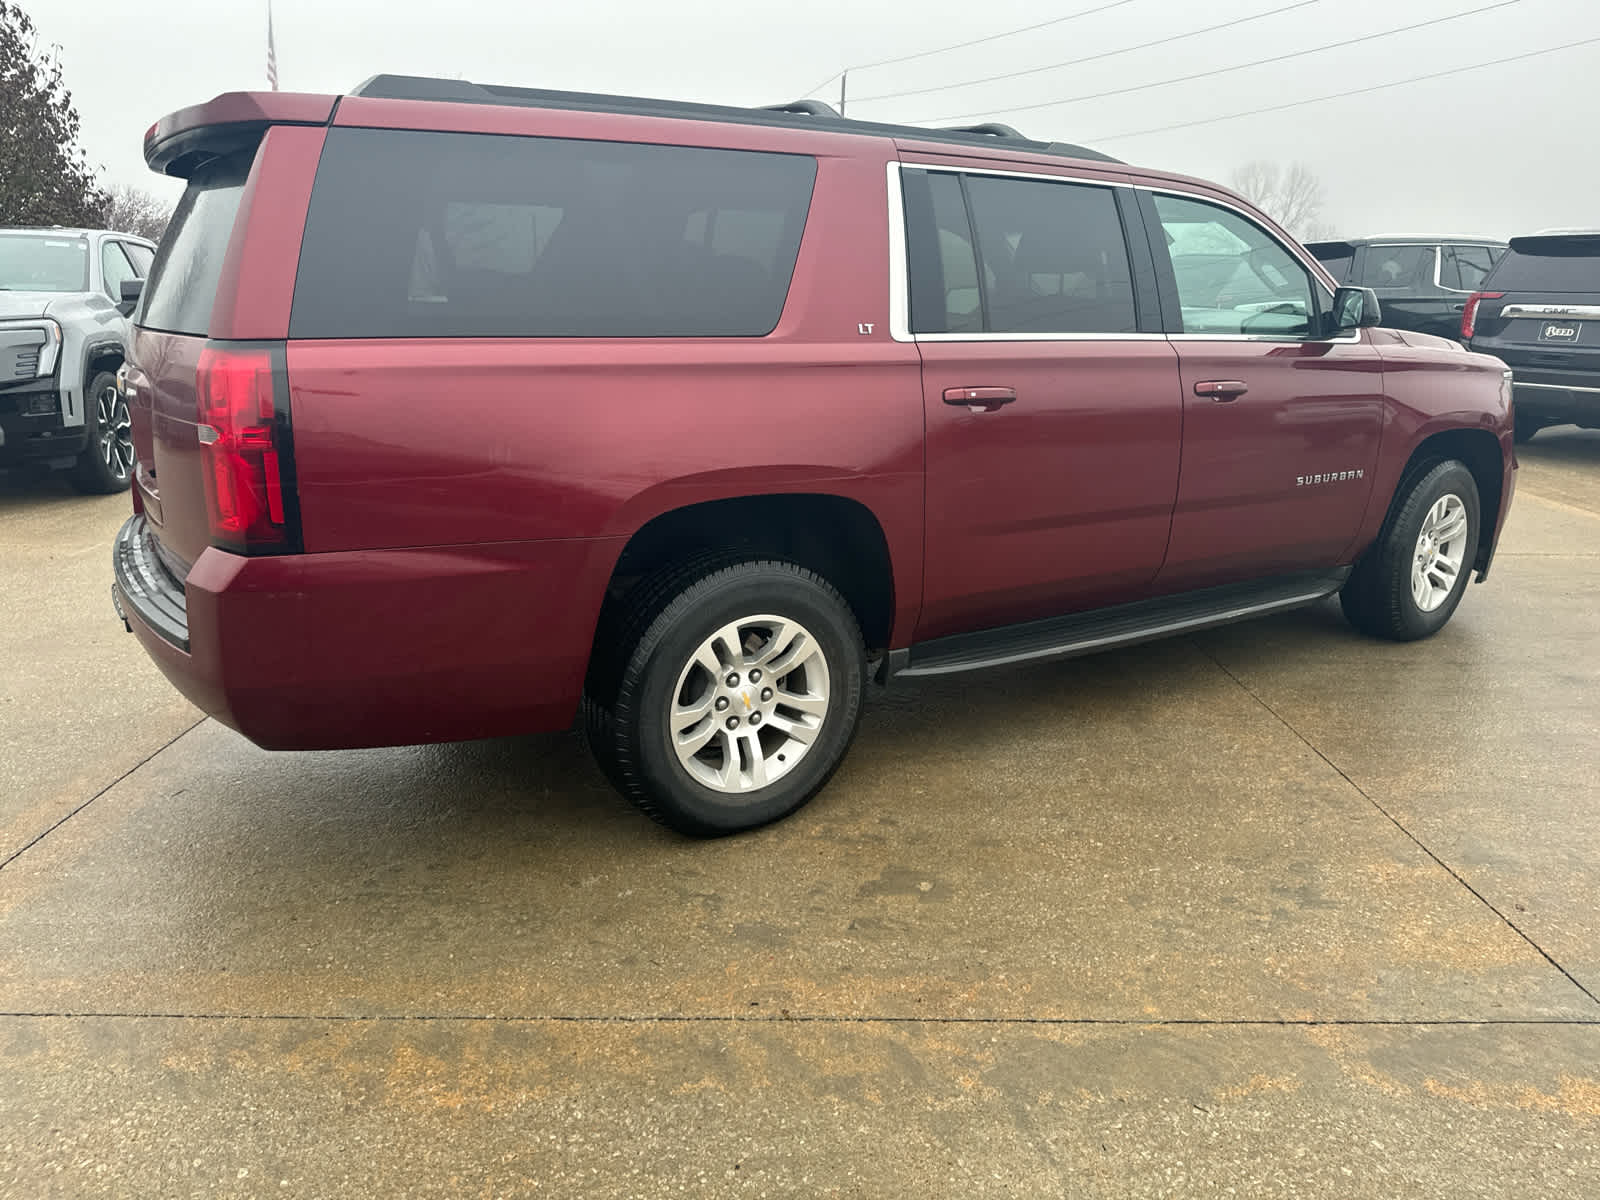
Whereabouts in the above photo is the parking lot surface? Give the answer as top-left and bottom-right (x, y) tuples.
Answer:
(3, 433), (1598, 1197)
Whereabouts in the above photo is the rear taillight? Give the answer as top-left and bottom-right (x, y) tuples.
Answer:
(1461, 291), (1504, 341)
(195, 344), (299, 554)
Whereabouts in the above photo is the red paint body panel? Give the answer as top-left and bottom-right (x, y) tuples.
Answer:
(209, 125), (325, 341)
(915, 340), (1182, 639)
(1157, 337), (1385, 590)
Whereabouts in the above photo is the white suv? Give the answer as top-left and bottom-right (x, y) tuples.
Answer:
(0, 227), (157, 492)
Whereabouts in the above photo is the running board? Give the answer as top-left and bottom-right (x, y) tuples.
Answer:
(887, 570), (1350, 680)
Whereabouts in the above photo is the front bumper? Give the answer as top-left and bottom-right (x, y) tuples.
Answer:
(112, 513), (614, 750)
(0, 384), (85, 466)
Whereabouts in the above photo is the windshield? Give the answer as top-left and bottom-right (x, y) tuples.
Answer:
(0, 234), (91, 292)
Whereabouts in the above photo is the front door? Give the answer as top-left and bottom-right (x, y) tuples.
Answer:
(901, 166), (1183, 642)
(1142, 191), (1385, 591)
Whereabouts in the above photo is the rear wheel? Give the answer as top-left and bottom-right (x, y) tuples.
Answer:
(585, 559), (865, 836)
(1340, 459), (1480, 641)
(70, 371), (133, 494)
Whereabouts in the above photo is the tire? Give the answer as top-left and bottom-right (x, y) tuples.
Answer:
(1340, 459), (1480, 642)
(585, 558), (866, 837)
(1513, 412), (1543, 444)
(70, 370), (134, 494)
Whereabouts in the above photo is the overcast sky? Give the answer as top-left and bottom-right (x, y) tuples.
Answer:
(27, 0), (1600, 237)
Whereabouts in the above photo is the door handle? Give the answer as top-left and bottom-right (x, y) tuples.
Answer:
(1194, 380), (1248, 401)
(1451, 303), (1467, 312)
(942, 386), (1017, 413)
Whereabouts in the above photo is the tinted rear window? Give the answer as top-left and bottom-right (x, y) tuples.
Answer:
(1487, 246), (1600, 293)
(290, 128), (818, 338)
(1357, 244), (1435, 290)
(137, 158), (248, 336)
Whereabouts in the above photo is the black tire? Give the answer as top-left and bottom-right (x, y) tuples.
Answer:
(70, 370), (134, 494)
(1340, 459), (1480, 641)
(585, 559), (865, 837)
(1513, 412), (1543, 444)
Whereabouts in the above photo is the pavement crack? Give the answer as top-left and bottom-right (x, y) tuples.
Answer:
(1199, 645), (1600, 1010)
(0, 717), (208, 874)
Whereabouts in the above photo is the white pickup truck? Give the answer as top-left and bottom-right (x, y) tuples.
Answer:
(0, 227), (157, 492)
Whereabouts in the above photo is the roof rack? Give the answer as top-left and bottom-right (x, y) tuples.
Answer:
(761, 100), (840, 118)
(348, 75), (1121, 165)
(943, 122), (1027, 140)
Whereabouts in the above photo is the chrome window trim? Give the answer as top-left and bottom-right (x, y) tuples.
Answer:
(1514, 381), (1600, 395)
(885, 161), (913, 342)
(889, 166), (1362, 346)
(1501, 303), (1600, 321)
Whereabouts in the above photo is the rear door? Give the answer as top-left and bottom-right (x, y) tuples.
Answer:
(1141, 190), (1383, 590)
(902, 163), (1182, 640)
(1355, 242), (1460, 339)
(125, 156), (253, 578)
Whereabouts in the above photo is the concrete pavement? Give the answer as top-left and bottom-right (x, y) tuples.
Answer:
(2, 433), (1597, 1196)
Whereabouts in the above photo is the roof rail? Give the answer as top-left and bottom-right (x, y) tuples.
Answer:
(943, 122), (1026, 140)
(345, 75), (1123, 165)
(762, 100), (840, 118)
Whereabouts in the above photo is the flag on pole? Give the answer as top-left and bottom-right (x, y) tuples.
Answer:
(266, 1), (279, 91)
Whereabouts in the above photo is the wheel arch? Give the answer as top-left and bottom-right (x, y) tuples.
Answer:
(598, 492), (898, 656)
(1391, 428), (1504, 574)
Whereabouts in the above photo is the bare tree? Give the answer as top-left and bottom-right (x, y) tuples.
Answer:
(1228, 161), (1328, 239)
(102, 184), (173, 242)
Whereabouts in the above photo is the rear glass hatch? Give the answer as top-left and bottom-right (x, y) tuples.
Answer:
(128, 154), (252, 580)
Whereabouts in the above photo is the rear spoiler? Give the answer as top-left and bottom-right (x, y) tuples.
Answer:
(144, 92), (336, 177)
(1508, 233), (1600, 257)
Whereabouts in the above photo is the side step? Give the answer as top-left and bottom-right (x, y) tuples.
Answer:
(888, 570), (1350, 680)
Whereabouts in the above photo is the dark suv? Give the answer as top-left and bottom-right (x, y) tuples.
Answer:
(1306, 236), (1506, 342)
(1462, 231), (1600, 442)
(113, 78), (1516, 836)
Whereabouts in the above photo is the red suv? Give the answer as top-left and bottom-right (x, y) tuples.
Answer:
(113, 77), (1517, 835)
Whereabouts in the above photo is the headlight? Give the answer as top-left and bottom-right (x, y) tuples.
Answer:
(36, 318), (63, 378)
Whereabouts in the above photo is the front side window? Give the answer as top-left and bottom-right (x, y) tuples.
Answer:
(292, 129), (817, 338)
(122, 243), (155, 276)
(0, 234), (89, 292)
(101, 241), (138, 301)
(1357, 244), (1436, 291)
(1152, 193), (1316, 337)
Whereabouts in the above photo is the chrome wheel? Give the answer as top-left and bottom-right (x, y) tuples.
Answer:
(668, 614), (831, 794)
(1411, 493), (1469, 612)
(96, 383), (133, 480)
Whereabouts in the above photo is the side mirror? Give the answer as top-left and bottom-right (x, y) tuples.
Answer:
(118, 277), (144, 318)
(1329, 285), (1381, 334)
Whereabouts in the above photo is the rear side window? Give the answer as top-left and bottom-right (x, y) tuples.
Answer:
(291, 128), (818, 338)
(137, 159), (249, 336)
(1440, 244), (1499, 292)
(1357, 244), (1435, 291)
(1486, 245), (1600, 293)
(903, 168), (1136, 335)
(1308, 245), (1354, 282)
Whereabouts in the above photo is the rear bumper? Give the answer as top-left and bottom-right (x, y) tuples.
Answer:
(1512, 376), (1600, 423)
(112, 513), (618, 749)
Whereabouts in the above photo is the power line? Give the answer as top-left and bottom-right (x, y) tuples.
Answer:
(916, 0), (1520, 123)
(796, 0), (1143, 99)
(1089, 33), (1600, 142)
(852, 0), (1318, 105)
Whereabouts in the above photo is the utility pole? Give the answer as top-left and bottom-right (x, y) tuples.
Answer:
(839, 70), (847, 117)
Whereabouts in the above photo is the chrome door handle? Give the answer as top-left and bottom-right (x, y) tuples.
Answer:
(1194, 380), (1248, 401)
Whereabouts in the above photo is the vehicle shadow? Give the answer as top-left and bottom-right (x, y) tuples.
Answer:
(1519, 424), (1600, 465)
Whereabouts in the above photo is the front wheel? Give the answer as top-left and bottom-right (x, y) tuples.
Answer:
(586, 559), (866, 836)
(70, 370), (134, 494)
(1340, 459), (1480, 641)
